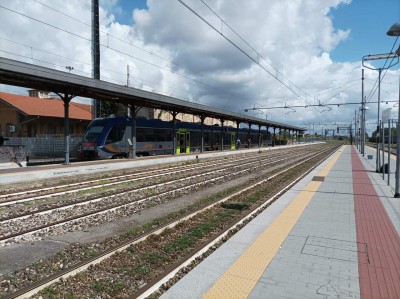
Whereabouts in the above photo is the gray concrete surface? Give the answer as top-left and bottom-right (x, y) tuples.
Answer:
(160, 144), (336, 299)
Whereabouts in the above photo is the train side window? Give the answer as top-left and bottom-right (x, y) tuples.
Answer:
(155, 129), (166, 141)
(145, 128), (154, 142)
(106, 126), (126, 144)
(136, 128), (144, 142)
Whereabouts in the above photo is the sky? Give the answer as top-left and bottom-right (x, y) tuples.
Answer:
(0, 0), (399, 135)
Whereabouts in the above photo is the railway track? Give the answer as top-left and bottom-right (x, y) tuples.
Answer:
(0, 148), (310, 244)
(0, 152), (254, 204)
(0, 143), (340, 299)
(0, 147), (301, 206)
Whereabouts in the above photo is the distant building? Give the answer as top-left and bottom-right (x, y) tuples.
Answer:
(0, 91), (92, 137)
(0, 91), (236, 138)
(116, 106), (236, 127)
(154, 109), (236, 127)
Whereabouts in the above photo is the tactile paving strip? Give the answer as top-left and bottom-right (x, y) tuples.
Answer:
(202, 147), (345, 299)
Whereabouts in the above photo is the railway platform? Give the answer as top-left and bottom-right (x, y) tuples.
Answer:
(159, 145), (400, 299)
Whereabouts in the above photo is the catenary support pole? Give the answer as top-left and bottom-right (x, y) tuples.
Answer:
(388, 119), (391, 186)
(395, 59), (400, 196)
(382, 120), (385, 179)
(376, 68), (382, 172)
(361, 69), (365, 156)
(92, 0), (101, 118)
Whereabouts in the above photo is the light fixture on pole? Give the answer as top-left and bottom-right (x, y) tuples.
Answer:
(387, 21), (400, 197)
(66, 66), (74, 73)
(362, 52), (399, 173)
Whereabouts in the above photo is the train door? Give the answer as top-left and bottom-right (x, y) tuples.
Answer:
(230, 132), (236, 150)
(176, 130), (190, 154)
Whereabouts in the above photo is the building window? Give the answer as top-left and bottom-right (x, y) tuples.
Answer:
(47, 125), (56, 135)
(28, 124), (37, 137)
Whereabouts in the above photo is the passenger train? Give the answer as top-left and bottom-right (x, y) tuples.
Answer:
(78, 116), (273, 159)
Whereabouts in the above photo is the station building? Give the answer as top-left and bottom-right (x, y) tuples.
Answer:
(0, 91), (92, 137)
(0, 91), (237, 138)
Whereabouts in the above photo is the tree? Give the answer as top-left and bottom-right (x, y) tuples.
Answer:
(100, 100), (117, 116)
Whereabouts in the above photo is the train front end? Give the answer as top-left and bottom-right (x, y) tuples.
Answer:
(78, 118), (108, 159)
(78, 117), (130, 160)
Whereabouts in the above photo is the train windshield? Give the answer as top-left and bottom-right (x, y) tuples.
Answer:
(83, 119), (107, 142)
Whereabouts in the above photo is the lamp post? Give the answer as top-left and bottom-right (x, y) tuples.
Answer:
(362, 52), (399, 173)
(387, 21), (400, 197)
(66, 66), (74, 73)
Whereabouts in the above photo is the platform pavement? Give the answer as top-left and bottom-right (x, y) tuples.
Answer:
(359, 145), (396, 188)
(358, 145), (400, 235)
(160, 145), (400, 299)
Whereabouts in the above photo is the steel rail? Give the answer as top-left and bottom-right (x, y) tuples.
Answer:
(4, 146), (336, 299)
(0, 150), (308, 243)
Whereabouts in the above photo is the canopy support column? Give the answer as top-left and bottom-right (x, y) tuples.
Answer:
(130, 105), (141, 159)
(220, 119), (225, 151)
(56, 93), (75, 165)
(172, 111), (178, 155)
(200, 115), (205, 153)
(273, 127), (276, 147)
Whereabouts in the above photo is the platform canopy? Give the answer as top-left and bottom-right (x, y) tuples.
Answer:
(0, 58), (304, 132)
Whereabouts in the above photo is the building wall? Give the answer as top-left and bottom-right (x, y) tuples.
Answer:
(154, 109), (236, 127)
(0, 110), (90, 137)
(18, 117), (90, 137)
(0, 101), (19, 137)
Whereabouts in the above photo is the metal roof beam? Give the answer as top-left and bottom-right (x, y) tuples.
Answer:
(0, 58), (304, 131)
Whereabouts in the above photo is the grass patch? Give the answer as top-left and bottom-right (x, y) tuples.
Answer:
(113, 280), (125, 291)
(134, 265), (151, 275)
(127, 246), (136, 255)
(42, 286), (57, 298)
(93, 282), (104, 292)
(141, 252), (169, 265)
(84, 249), (97, 258)
(188, 222), (214, 238)
(163, 235), (196, 253)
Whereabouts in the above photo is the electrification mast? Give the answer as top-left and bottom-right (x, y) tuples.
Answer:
(92, 0), (100, 118)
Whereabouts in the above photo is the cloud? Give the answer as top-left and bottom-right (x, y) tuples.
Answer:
(0, 0), (398, 133)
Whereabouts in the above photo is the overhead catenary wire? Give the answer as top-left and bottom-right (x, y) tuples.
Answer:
(199, 0), (304, 98)
(178, 0), (332, 123)
(0, 5), (91, 41)
(365, 36), (399, 103)
(178, 0), (302, 98)
(1, 3), (281, 111)
(245, 100), (398, 111)
(29, 0), (229, 90)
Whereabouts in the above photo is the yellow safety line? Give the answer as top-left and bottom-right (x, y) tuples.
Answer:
(202, 146), (345, 299)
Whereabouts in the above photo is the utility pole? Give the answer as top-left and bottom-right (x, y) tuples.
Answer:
(127, 65), (131, 117)
(127, 65), (130, 87)
(92, 0), (100, 118)
(361, 69), (365, 155)
(355, 110), (358, 149)
(362, 53), (399, 171)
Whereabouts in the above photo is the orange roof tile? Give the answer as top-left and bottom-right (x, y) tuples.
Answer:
(0, 92), (93, 120)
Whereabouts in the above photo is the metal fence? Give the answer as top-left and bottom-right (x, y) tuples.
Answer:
(4, 136), (82, 162)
